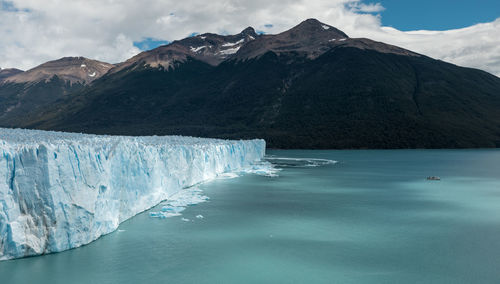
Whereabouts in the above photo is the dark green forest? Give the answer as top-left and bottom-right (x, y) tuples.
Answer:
(4, 47), (500, 148)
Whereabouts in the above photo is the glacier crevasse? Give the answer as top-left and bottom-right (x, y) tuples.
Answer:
(0, 128), (265, 260)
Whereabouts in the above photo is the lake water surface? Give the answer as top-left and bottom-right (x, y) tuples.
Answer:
(2, 150), (500, 283)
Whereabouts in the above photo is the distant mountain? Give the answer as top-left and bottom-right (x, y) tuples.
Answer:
(0, 68), (23, 82)
(3, 57), (114, 85)
(3, 19), (500, 148)
(235, 19), (416, 60)
(0, 57), (114, 125)
(110, 27), (259, 73)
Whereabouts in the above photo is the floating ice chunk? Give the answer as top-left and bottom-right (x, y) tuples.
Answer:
(161, 206), (185, 213)
(196, 215), (204, 219)
(149, 212), (163, 218)
(149, 211), (182, 219)
(181, 218), (190, 222)
(149, 186), (210, 220)
(217, 172), (240, 179)
(239, 160), (280, 177)
(165, 186), (209, 208)
(264, 157), (337, 168)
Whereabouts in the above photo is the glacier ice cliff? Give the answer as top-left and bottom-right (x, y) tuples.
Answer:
(0, 128), (265, 260)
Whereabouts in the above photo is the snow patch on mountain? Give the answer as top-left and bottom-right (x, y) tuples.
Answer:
(190, 46), (207, 53)
(219, 46), (241, 55)
(222, 39), (245, 47)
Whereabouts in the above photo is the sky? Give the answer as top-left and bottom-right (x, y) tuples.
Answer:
(0, 0), (499, 76)
(379, 0), (500, 31)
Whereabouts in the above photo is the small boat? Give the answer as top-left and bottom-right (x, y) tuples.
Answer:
(426, 176), (441, 181)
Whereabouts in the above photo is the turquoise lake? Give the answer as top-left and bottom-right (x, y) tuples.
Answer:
(1, 150), (500, 283)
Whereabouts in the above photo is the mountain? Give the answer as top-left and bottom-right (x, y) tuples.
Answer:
(3, 57), (113, 85)
(0, 57), (114, 125)
(235, 19), (416, 60)
(3, 19), (500, 148)
(0, 68), (23, 82)
(110, 27), (258, 73)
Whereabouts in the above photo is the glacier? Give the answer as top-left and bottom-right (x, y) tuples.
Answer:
(0, 128), (265, 261)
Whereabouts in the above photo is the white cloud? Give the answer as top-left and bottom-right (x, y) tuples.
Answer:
(348, 19), (500, 77)
(0, 0), (499, 77)
(347, 1), (385, 13)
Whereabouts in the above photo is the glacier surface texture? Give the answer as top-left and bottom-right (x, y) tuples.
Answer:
(0, 128), (265, 260)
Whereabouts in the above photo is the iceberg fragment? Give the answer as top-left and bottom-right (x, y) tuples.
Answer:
(149, 186), (208, 219)
(0, 128), (265, 260)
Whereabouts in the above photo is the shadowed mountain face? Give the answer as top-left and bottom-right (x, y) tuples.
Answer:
(2, 19), (500, 149)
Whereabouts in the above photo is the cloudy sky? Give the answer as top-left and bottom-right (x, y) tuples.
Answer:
(1, 0), (499, 76)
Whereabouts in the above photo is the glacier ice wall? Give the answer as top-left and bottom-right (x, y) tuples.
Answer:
(0, 128), (265, 260)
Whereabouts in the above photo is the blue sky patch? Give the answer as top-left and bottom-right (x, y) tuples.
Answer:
(133, 38), (170, 51)
(378, 0), (500, 30)
(1, 0), (30, 12)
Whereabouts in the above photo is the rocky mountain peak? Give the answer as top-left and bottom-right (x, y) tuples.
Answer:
(3, 57), (114, 85)
(111, 28), (261, 73)
(0, 68), (24, 82)
(234, 18), (349, 60)
(235, 18), (418, 61)
(240, 27), (258, 38)
(285, 18), (349, 40)
(111, 19), (417, 74)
